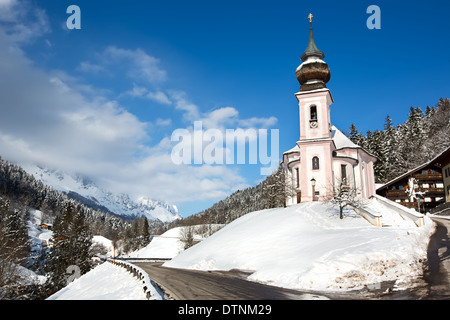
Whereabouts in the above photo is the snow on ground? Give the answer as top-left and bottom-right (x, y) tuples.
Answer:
(92, 235), (115, 256)
(47, 224), (224, 300)
(126, 224), (223, 259)
(48, 201), (435, 299)
(47, 261), (163, 300)
(127, 227), (185, 259)
(165, 201), (435, 292)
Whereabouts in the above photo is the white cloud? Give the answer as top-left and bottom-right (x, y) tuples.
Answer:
(78, 61), (104, 74)
(156, 118), (172, 126)
(169, 91), (278, 131)
(170, 90), (201, 121)
(103, 46), (167, 84)
(0, 0), (50, 44)
(147, 91), (172, 105)
(125, 84), (148, 97)
(0, 0), (14, 8)
(238, 116), (278, 128)
(202, 107), (239, 129)
(167, 93), (279, 174)
(122, 85), (172, 105)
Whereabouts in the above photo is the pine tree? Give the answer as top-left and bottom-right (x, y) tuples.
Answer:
(0, 198), (32, 299)
(46, 201), (92, 292)
(349, 123), (364, 147)
(131, 219), (141, 251)
(141, 218), (150, 248)
(395, 106), (426, 173)
(370, 130), (387, 182)
(381, 114), (402, 182)
(423, 98), (450, 154)
(261, 167), (289, 209)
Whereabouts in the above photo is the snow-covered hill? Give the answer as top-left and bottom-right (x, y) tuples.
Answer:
(45, 201), (435, 299)
(47, 261), (163, 300)
(22, 164), (181, 223)
(165, 201), (435, 292)
(126, 224), (223, 259)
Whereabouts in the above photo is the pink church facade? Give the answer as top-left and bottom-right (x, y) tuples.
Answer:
(281, 20), (377, 205)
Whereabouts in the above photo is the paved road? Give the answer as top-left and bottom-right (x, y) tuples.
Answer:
(383, 217), (450, 300)
(422, 217), (450, 299)
(135, 262), (343, 300)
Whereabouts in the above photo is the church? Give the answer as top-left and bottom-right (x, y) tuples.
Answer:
(282, 15), (377, 205)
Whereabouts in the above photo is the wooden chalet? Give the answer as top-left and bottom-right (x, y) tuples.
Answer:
(40, 223), (53, 230)
(377, 146), (450, 213)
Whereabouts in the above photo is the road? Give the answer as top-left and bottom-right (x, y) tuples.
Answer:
(421, 217), (450, 299)
(135, 262), (344, 300)
(136, 217), (450, 300)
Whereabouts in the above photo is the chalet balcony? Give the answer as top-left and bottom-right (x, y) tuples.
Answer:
(385, 188), (444, 198)
(413, 173), (443, 181)
(419, 187), (444, 195)
(385, 189), (408, 197)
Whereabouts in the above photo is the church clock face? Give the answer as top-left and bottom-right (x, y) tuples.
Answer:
(310, 121), (318, 128)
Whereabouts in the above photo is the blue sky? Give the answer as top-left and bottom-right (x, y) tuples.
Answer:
(0, 0), (449, 217)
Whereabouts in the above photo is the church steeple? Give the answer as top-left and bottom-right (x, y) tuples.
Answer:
(301, 18), (325, 61)
(296, 14), (331, 92)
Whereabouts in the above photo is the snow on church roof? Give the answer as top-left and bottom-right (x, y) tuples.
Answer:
(283, 125), (372, 157)
(331, 125), (358, 150)
(283, 144), (300, 154)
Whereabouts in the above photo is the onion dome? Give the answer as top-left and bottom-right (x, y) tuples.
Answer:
(296, 17), (331, 92)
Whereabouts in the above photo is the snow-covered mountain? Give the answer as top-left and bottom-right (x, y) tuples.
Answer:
(22, 164), (181, 223)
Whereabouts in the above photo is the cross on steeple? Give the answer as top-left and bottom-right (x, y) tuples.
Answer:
(300, 13), (324, 62)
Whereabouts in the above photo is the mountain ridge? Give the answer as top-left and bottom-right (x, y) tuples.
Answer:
(21, 164), (181, 223)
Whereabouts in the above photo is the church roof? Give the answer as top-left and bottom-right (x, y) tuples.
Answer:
(300, 25), (325, 62)
(283, 125), (375, 158)
(332, 125), (378, 162)
(331, 126), (358, 149)
(283, 144), (300, 155)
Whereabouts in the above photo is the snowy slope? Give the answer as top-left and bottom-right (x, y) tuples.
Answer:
(47, 262), (163, 300)
(92, 236), (115, 256)
(22, 164), (181, 222)
(127, 224), (224, 259)
(165, 201), (435, 291)
(128, 227), (185, 259)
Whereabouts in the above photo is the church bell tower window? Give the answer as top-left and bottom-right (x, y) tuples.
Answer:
(310, 105), (318, 128)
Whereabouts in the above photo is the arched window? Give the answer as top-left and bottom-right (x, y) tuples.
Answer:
(312, 157), (320, 170)
(310, 105), (317, 120)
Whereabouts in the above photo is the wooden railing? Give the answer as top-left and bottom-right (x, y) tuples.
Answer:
(385, 188), (444, 198)
(371, 194), (425, 227)
(413, 173), (442, 181)
(108, 259), (163, 300)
